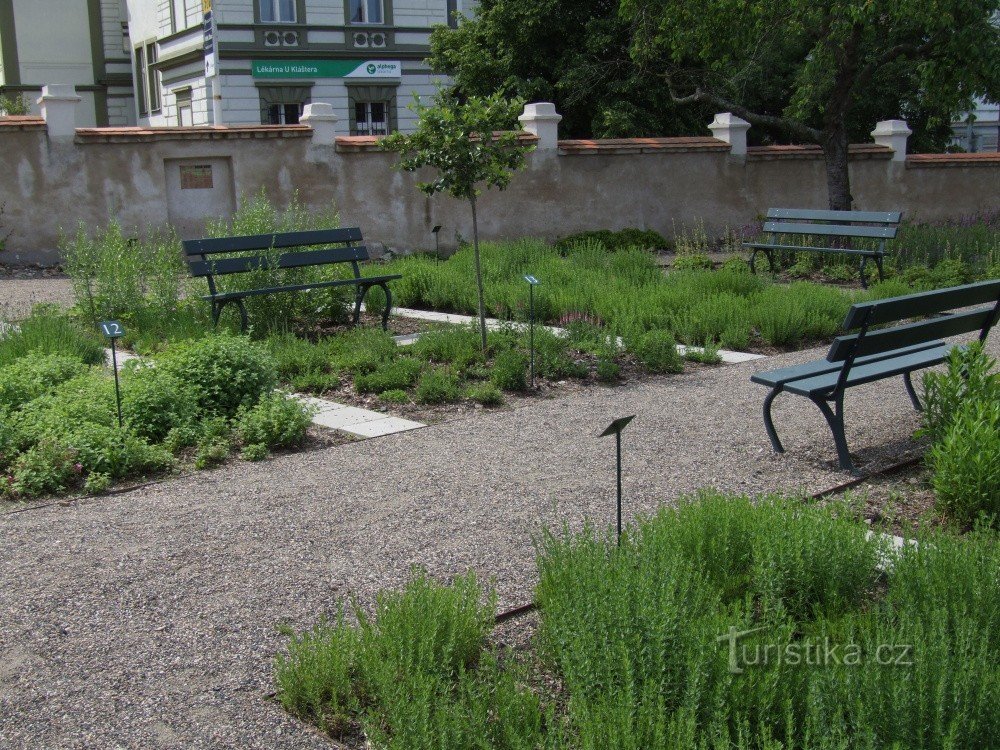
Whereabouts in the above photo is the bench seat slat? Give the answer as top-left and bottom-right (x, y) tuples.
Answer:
(203, 274), (403, 302)
(767, 209), (901, 224)
(750, 341), (945, 389)
(743, 242), (884, 257)
(182, 228), (363, 256)
(783, 344), (953, 397)
(842, 279), (1000, 329)
(829, 307), (994, 360)
(762, 221), (898, 239)
(189, 246), (371, 277)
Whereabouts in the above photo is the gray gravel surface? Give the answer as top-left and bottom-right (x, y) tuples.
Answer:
(0, 273), (75, 321)
(2, 338), (992, 749)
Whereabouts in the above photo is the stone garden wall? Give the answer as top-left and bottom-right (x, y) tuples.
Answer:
(1, 87), (998, 265)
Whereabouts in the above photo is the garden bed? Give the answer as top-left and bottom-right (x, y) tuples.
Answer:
(274, 492), (1000, 749)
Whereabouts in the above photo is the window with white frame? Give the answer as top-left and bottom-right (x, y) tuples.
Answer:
(348, 0), (383, 24)
(175, 89), (193, 126)
(134, 43), (161, 116)
(171, 0), (188, 33)
(260, 0), (296, 23)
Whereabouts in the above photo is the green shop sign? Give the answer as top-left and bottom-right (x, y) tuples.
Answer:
(252, 60), (401, 79)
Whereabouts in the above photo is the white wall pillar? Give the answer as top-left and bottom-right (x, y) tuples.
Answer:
(37, 84), (81, 141)
(871, 119), (911, 162)
(301, 102), (338, 145)
(708, 112), (751, 156)
(518, 102), (562, 150)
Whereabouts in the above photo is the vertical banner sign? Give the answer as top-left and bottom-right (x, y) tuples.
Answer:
(203, 6), (217, 78)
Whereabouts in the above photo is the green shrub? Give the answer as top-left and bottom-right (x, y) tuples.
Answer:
(8, 439), (78, 497)
(928, 400), (1000, 525)
(290, 369), (341, 394)
(556, 228), (667, 253)
(275, 571), (525, 746)
(237, 392), (313, 451)
(121, 365), (198, 442)
(159, 334), (277, 417)
(415, 367), (460, 404)
(61, 422), (173, 480)
(0, 353), (87, 410)
(490, 350), (528, 391)
(266, 334), (336, 379)
(465, 382), (504, 406)
(61, 220), (185, 327)
(630, 330), (683, 374)
(354, 358), (423, 394)
(379, 388), (410, 404)
(329, 328), (399, 375)
(0, 305), (104, 364)
(533, 328), (588, 379)
(921, 343), (1000, 445)
(672, 253), (713, 271)
(413, 325), (484, 371)
(595, 358), (620, 382)
(241, 443), (269, 462)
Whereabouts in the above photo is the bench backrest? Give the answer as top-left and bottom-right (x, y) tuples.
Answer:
(182, 228), (368, 282)
(828, 279), (1000, 362)
(763, 208), (902, 242)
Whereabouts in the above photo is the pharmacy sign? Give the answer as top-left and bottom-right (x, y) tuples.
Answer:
(252, 60), (401, 79)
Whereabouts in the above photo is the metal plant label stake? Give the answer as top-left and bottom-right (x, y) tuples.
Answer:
(524, 275), (539, 388)
(598, 414), (636, 545)
(99, 320), (126, 429)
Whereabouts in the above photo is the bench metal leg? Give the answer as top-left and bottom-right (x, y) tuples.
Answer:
(378, 282), (393, 331)
(811, 395), (855, 472)
(749, 249), (759, 274)
(353, 287), (365, 326)
(211, 299), (249, 333)
(762, 388), (785, 453)
(858, 257), (869, 290)
(903, 372), (923, 411)
(874, 255), (885, 284)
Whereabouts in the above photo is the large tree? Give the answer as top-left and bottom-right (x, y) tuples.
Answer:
(622, 0), (1000, 209)
(428, 0), (709, 138)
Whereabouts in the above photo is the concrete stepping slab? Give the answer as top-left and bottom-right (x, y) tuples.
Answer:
(341, 417), (425, 438)
(311, 405), (389, 429)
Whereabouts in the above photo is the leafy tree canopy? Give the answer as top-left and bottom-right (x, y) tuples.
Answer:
(427, 0), (710, 138)
(621, 0), (1000, 207)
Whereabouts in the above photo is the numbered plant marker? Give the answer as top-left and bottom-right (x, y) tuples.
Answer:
(524, 275), (540, 285)
(99, 320), (125, 339)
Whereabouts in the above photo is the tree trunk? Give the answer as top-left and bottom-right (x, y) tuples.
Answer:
(821, 125), (852, 211)
(469, 196), (488, 352)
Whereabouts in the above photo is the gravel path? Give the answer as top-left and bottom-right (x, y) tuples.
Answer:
(1, 339), (987, 750)
(0, 273), (75, 321)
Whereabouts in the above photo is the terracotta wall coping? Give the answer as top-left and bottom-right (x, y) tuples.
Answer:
(0, 116), (46, 131)
(558, 136), (729, 155)
(73, 124), (312, 143)
(906, 152), (1000, 168)
(746, 144), (893, 161)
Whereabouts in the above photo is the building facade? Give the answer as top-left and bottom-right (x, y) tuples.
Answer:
(0, 0), (135, 126)
(950, 99), (1000, 153)
(124, 0), (470, 132)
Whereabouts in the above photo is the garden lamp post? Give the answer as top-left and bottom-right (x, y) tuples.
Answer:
(598, 414), (636, 546)
(524, 275), (539, 387)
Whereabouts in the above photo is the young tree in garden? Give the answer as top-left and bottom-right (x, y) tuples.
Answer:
(621, 0), (1000, 209)
(382, 91), (533, 351)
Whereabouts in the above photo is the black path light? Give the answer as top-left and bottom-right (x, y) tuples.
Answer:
(598, 414), (636, 546)
(524, 274), (539, 388)
(431, 224), (442, 260)
(99, 320), (126, 429)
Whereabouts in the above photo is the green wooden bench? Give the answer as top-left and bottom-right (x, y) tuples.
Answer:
(751, 280), (1000, 471)
(183, 228), (401, 332)
(743, 208), (902, 288)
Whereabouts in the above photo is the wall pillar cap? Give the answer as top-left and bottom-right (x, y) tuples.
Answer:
(871, 119), (911, 161)
(518, 102), (562, 150)
(708, 112), (751, 156)
(37, 84), (83, 104)
(301, 102), (338, 146)
(871, 119), (912, 137)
